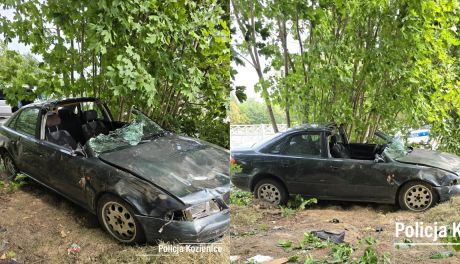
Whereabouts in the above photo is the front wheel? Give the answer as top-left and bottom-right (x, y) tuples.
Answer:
(398, 181), (438, 212)
(97, 194), (145, 244)
(2, 153), (18, 181)
(254, 179), (288, 205)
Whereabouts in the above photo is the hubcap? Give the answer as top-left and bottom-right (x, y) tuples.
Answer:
(404, 185), (432, 211)
(3, 156), (16, 180)
(258, 183), (281, 205)
(102, 202), (136, 242)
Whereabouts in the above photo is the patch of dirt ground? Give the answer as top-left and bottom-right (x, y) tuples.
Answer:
(0, 178), (228, 264)
(231, 198), (460, 264)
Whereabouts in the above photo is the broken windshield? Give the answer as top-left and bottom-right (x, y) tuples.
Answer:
(87, 109), (164, 155)
(384, 136), (408, 159)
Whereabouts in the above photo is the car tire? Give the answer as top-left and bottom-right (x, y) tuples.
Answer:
(254, 179), (288, 205)
(2, 152), (18, 181)
(398, 181), (438, 212)
(97, 194), (146, 245)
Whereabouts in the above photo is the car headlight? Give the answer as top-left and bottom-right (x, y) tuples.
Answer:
(183, 199), (222, 221)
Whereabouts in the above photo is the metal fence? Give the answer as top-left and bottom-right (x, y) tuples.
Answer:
(230, 124), (288, 149)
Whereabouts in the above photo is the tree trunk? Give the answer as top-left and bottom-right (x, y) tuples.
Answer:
(232, 0), (278, 132)
(277, 17), (291, 127)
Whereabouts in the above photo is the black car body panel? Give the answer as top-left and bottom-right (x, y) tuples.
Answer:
(231, 124), (460, 205)
(0, 98), (230, 243)
(98, 134), (229, 200)
(396, 149), (460, 175)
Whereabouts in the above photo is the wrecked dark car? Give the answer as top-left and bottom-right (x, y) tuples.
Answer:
(231, 123), (460, 212)
(0, 98), (230, 244)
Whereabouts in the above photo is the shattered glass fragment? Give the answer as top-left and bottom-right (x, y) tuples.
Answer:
(86, 109), (164, 155)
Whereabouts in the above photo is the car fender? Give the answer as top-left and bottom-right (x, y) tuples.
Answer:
(100, 172), (186, 218)
(392, 167), (458, 199)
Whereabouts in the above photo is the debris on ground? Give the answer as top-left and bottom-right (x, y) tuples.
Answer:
(247, 255), (274, 263)
(0, 240), (8, 252)
(60, 230), (67, 238)
(0, 250), (16, 261)
(273, 226), (284, 231)
(67, 243), (81, 255)
(330, 218), (340, 223)
(310, 230), (345, 244)
(430, 251), (453, 259)
(253, 199), (278, 210)
(375, 226), (384, 233)
(265, 258), (289, 264)
(230, 255), (241, 262)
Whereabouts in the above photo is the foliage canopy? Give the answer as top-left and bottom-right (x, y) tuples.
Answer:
(0, 0), (230, 147)
(232, 0), (460, 154)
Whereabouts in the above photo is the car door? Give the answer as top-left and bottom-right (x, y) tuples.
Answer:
(5, 107), (45, 178)
(322, 158), (395, 202)
(39, 140), (95, 205)
(275, 132), (332, 198)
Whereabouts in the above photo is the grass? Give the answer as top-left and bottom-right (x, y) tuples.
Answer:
(230, 205), (263, 227)
(0, 173), (28, 193)
(97, 238), (230, 264)
(424, 196), (460, 224)
(279, 195), (318, 218)
(230, 188), (253, 206)
(274, 233), (390, 264)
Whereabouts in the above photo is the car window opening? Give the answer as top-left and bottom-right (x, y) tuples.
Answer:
(41, 101), (164, 155)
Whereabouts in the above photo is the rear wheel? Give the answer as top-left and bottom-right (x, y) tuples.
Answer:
(2, 153), (18, 181)
(398, 181), (438, 212)
(254, 179), (288, 205)
(97, 194), (145, 244)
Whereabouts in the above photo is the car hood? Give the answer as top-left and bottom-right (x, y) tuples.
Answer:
(99, 133), (230, 204)
(396, 149), (460, 175)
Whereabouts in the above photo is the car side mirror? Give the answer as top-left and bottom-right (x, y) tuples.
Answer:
(374, 154), (385, 163)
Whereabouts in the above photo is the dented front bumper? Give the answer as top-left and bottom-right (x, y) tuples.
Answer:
(434, 185), (460, 202)
(135, 209), (230, 243)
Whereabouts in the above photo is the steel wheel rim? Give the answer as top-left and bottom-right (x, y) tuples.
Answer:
(404, 184), (433, 211)
(3, 156), (16, 180)
(258, 183), (281, 205)
(102, 201), (137, 242)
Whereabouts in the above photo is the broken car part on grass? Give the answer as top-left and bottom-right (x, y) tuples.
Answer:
(231, 123), (460, 212)
(0, 97), (230, 244)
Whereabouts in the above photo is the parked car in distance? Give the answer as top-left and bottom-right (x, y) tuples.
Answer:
(231, 123), (460, 212)
(0, 90), (12, 120)
(0, 97), (230, 244)
(407, 128), (430, 145)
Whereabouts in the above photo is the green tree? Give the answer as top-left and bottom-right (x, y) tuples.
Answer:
(0, 0), (230, 148)
(238, 98), (284, 124)
(232, 0), (460, 154)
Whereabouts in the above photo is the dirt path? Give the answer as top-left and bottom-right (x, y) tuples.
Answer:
(231, 199), (460, 263)
(0, 179), (228, 264)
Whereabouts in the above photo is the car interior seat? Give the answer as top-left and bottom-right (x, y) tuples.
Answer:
(287, 135), (310, 155)
(46, 113), (78, 150)
(330, 134), (351, 158)
(58, 108), (84, 144)
(82, 110), (109, 142)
